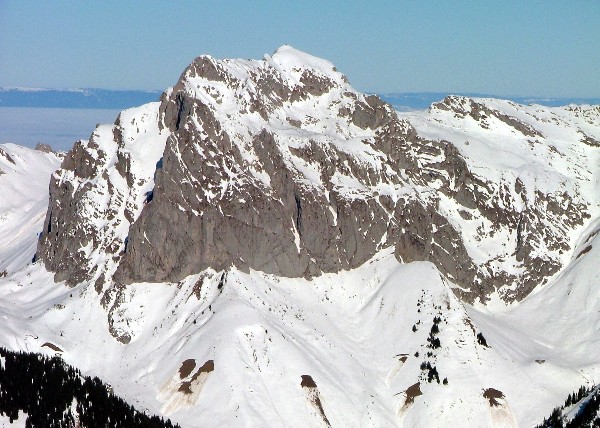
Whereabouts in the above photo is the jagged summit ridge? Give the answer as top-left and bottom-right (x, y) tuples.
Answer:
(114, 46), (422, 286)
(36, 47), (600, 310)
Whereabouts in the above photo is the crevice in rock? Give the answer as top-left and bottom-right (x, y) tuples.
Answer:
(294, 193), (303, 236)
(175, 94), (185, 130)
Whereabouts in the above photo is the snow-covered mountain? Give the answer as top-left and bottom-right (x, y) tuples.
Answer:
(1, 46), (600, 427)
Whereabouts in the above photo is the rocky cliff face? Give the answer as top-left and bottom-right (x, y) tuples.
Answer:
(37, 46), (600, 306)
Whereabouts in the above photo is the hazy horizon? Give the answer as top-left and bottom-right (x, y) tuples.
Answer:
(1, 2), (599, 98)
(2, 89), (600, 152)
(0, 107), (121, 151)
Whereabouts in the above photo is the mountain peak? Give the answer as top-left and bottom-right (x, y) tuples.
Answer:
(37, 48), (600, 308)
(269, 45), (338, 72)
(177, 47), (351, 105)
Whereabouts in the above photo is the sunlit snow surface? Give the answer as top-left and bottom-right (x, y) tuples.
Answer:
(0, 144), (61, 274)
(1, 95), (600, 427)
(0, 246), (597, 427)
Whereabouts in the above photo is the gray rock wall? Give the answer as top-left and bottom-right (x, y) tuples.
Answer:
(37, 50), (594, 304)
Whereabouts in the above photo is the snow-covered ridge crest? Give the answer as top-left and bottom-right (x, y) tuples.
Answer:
(36, 47), (600, 316)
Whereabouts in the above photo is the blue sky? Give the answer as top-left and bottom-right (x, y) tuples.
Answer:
(1, 1), (598, 97)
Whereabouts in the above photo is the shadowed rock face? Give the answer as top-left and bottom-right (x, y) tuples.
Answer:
(40, 139), (107, 285)
(111, 62), (483, 299)
(37, 47), (596, 304)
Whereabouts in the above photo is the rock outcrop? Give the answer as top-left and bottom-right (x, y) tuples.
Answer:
(37, 46), (600, 304)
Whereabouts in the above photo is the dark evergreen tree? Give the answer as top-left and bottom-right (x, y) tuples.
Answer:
(476, 332), (489, 347)
(536, 384), (599, 428)
(0, 347), (180, 428)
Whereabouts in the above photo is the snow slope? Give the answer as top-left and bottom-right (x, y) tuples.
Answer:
(0, 144), (61, 274)
(0, 245), (598, 427)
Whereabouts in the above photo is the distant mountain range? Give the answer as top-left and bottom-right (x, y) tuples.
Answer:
(0, 87), (162, 110)
(1, 87), (598, 111)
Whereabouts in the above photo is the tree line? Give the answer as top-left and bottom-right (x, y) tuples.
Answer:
(0, 347), (180, 428)
(536, 384), (599, 428)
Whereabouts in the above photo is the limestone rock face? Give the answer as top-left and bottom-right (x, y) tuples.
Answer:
(38, 102), (170, 288)
(37, 47), (600, 304)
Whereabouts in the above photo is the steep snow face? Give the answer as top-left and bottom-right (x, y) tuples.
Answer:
(36, 47), (600, 310)
(0, 144), (61, 274)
